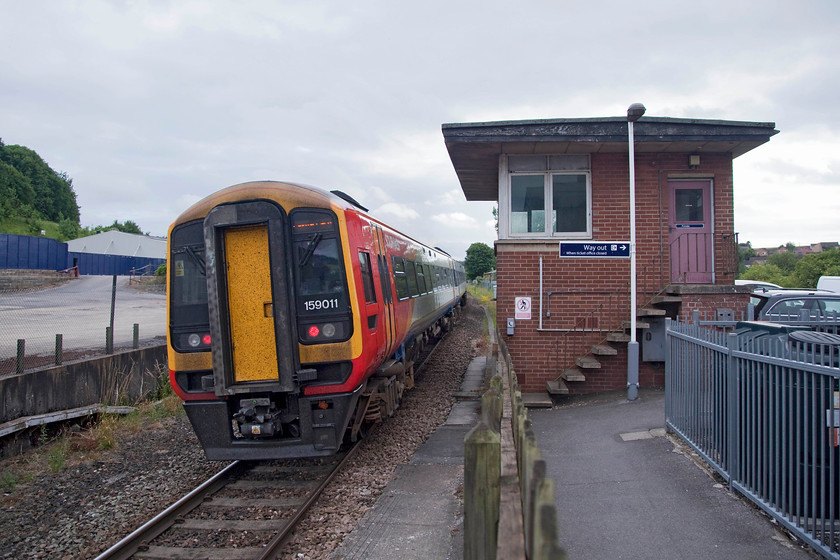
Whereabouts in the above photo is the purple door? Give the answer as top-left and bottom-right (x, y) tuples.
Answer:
(668, 180), (713, 283)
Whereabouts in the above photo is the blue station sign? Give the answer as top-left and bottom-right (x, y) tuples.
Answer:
(559, 241), (630, 258)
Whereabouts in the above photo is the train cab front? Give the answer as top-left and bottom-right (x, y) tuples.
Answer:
(167, 191), (360, 460)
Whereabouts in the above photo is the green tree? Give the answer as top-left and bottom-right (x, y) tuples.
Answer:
(0, 142), (80, 224)
(57, 217), (81, 241)
(792, 248), (840, 288)
(79, 220), (147, 237)
(119, 220), (143, 235)
(464, 242), (496, 281)
(766, 250), (798, 274)
(0, 160), (36, 211)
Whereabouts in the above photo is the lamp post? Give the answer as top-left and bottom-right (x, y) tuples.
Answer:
(627, 102), (645, 401)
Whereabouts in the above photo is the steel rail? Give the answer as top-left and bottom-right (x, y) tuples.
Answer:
(93, 460), (244, 560)
(257, 439), (364, 559)
(92, 313), (451, 560)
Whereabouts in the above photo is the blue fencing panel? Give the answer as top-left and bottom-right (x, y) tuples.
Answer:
(67, 251), (164, 276)
(0, 234), (69, 270)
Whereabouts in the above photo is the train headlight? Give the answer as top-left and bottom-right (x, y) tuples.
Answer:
(299, 320), (348, 343)
(176, 331), (212, 351)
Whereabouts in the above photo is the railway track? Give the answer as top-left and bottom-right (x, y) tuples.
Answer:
(94, 443), (361, 560)
(93, 313), (456, 560)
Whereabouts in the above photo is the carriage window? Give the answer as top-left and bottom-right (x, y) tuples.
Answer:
(359, 251), (376, 304)
(392, 256), (409, 300)
(406, 260), (419, 297)
(416, 263), (427, 294)
(378, 255), (392, 304)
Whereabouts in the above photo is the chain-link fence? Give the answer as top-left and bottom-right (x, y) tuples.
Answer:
(0, 274), (166, 375)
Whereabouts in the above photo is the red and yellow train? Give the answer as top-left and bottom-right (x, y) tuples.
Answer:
(167, 181), (466, 459)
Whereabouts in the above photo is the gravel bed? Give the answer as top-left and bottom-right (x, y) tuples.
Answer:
(0, 296), (486, 559)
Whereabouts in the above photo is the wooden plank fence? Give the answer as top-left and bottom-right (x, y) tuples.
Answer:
(465, 338), (565, 559)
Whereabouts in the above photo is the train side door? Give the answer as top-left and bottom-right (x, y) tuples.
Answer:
(373, 226), (396, 356)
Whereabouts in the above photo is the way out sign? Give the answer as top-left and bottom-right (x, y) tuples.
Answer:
(515, 296), (532, 320)
(559, 242), (630, 258)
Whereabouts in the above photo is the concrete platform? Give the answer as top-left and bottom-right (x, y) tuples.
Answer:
(330, 356), (486, 559)
(530, 389), (818, 559)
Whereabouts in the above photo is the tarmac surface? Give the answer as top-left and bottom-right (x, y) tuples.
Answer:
(331, 345), (822, 560)
(0, 275), (165, 359)
(530, 389), (818, 559)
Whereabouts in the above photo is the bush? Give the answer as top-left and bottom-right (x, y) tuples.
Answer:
(155, 263), (167, 276)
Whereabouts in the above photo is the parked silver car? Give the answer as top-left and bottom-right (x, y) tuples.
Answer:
(751, 289), (840, 320)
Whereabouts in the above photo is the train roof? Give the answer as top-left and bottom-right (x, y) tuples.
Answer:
(170, 181), (461, 263)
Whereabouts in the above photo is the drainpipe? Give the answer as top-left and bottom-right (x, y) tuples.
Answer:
(539, 257), (544, 330)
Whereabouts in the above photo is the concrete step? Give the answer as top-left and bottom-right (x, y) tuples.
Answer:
(561, 368), (586, 382)
(591, 344), (618, 356)
(606, 331), (631, 343)
(622, 320), (650, 330)
(546, 379), (570, 395)
(650, 295), (682, 305)
(637, 307), (667, 317)
(576, 356), (601, 369)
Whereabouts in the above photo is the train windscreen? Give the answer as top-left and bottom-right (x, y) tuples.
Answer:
(291, 209), (352, 343)
(169, 220), (211, 352)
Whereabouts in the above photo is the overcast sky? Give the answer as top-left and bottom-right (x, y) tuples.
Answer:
(2, 1), (838, 260)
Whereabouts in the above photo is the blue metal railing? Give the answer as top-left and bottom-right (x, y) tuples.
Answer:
(667, 317), (840, 559)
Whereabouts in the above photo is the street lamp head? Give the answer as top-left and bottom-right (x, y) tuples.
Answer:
(627, 103), (646, 122)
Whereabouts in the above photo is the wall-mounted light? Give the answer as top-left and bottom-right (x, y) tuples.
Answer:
(689, 154), (700, 167)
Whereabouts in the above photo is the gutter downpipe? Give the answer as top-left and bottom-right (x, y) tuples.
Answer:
(539, 257), (544, 330)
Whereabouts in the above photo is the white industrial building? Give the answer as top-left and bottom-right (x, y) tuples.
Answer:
(66, 230), (166, 259)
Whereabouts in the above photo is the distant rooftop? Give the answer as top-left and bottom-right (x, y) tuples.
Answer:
(66, 230), (166, 258)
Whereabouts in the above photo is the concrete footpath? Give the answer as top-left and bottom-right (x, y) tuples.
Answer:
(530, 389), (818, 559)
(330, 356), (487, 559)
(330, 359), (820, 559)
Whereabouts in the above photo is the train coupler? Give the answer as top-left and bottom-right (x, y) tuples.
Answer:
(233, 397), (282, 437)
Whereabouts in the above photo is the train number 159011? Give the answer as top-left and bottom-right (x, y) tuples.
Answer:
(303, 298), (340, 311)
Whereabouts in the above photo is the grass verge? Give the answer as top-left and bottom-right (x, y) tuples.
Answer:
(468, 283), (497, 334)
(0, 367), (185, 492)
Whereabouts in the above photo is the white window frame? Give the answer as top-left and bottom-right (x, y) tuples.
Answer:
(499, 155), (592, 240)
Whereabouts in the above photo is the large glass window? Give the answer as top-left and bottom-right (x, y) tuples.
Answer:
(510, 175), (545, 234)
(509, 173), (590, 237)
(506, 155), (590, 239)
(553, 175), (588, 233)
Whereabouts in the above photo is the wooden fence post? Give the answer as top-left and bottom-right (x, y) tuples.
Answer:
(464, 420), (501, 560)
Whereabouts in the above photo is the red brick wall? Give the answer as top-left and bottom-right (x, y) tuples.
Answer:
(676, 292), (751, 323)
(496, 151), (738, 394)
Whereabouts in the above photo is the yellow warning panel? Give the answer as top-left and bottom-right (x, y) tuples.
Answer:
(224, 225), (278, 382)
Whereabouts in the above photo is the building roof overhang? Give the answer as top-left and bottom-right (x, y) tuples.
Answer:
(441, 116), (779, 201)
